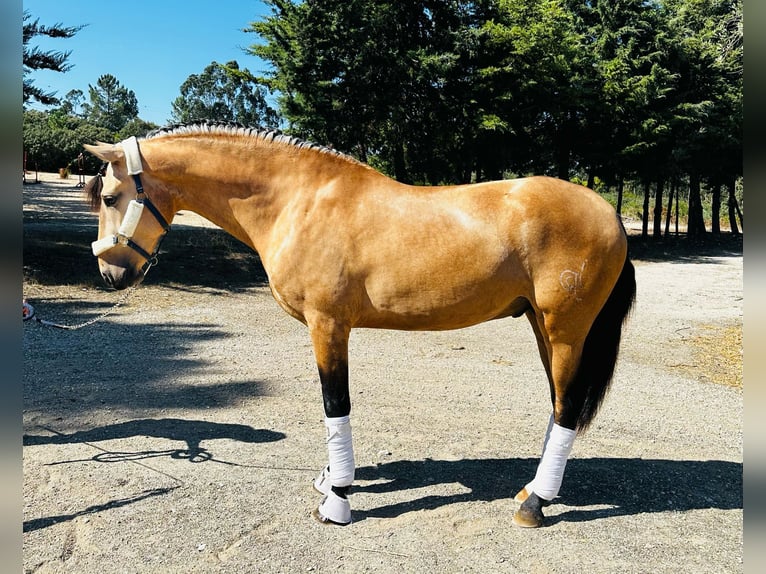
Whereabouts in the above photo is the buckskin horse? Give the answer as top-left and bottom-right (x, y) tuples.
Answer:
(84, 122), (635, 528)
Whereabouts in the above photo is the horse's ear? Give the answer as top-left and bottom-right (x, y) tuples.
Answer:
(83, 141), (124, 163)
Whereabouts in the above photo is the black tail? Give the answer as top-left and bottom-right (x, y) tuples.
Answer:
(572, 253), (636, 433)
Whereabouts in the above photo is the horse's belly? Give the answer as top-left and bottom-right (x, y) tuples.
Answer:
(357, 272), (529, 331)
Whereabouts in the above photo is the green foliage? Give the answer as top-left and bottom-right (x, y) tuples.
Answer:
(249, 0), (485, 183)
(23, 110), (113, 173)
(115, 118), (160, 141)
(22, 1), (742, 238)
(247, 0), (741, 207)
(84, 74), (139, 132)
(170, 61), (278, 127)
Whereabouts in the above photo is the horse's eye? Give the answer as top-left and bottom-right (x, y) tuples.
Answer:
(102, 195), (118, 208)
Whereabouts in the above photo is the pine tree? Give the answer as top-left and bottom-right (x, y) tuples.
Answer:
(23, 11), (84, 106)
(83, 74), (139, 132)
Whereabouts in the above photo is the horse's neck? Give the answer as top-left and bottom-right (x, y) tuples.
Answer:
(145, 137), (357, 254)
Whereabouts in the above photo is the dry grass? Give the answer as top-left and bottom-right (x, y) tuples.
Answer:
(683, 323), (743, 388)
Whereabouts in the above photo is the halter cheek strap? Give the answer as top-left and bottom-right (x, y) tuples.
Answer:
(90, 136), (171, 274)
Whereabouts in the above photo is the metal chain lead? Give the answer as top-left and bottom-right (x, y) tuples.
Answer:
(32, 285), (138, 330)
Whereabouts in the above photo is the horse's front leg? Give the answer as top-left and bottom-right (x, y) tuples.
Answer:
(308, 315), (354, 525)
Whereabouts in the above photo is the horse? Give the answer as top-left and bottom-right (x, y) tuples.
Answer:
(84, 122), (635, 528)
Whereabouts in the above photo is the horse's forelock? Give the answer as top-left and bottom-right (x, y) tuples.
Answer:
(84, 174), (103, 212)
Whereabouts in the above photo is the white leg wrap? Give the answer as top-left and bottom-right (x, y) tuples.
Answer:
(529, 423), (576, 501)
(324, 416), (355, 488)
(523, 413), (555, 495)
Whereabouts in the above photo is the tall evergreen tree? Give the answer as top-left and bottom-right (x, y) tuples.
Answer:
(663, 0), (742, 236)
(83, 74), (139, 132)
(478, 0), (593, 180)
(246, 0), (742, 226)
(249, 0), (483, 184)
(23, 11), (84, 106)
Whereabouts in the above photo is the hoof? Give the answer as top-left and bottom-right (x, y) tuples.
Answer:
(514, 487), (530, 503)
(313, 490), (351, 526)
(512, 506), (544, 528)
(512, 491), (547, 528)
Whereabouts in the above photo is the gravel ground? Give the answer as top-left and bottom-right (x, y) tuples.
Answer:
(23, 174), (742, 573)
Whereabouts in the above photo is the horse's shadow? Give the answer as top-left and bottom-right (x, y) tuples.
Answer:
(23, 418), (285, 464)
(353, 456), (742, 524)
(23, 418), (286, 533)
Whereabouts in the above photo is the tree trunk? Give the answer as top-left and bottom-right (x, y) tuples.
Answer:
(616, 176), (624, 216)
(687, 172), (706, 237)
(675, 180), (680, 235)
(711, 183), (721, 234)
(664, 178), (675, 236)
(727, 178), (742, 234)
(641, 180), (650, 239)
(393, 138), (411, 184)
(555, 118), (572, 181)
(461, 135), (474, 183)
(653, 178), (664, 239)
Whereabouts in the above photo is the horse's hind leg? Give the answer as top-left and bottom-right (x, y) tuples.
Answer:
(307, 314), (355, 525)
(513, 321), (583, 528)
(512, 310), (555, 504)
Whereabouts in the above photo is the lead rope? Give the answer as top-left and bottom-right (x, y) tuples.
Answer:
(24, 284), (138, 330)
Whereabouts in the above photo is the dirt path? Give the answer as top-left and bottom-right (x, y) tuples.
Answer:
(23, 174), (742, 573)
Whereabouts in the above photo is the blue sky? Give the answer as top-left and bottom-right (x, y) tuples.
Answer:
(24, 0), (272, 125)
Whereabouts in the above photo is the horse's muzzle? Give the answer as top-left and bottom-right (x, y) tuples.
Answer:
(100, 264), (143, 290)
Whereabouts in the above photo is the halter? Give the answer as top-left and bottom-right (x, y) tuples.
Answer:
(90, 136), (171, 275)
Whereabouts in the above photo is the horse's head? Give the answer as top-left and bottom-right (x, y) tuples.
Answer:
(84, 137), (172, 290)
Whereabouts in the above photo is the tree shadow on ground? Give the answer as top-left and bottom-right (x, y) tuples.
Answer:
(24, 301), (271, 415)
(23, 224), (268, 291)
(627, 232), (743, 263)
(23, 486), (179, 533)
(353, 456), (742, 525)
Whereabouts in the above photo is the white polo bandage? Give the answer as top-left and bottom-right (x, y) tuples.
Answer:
(325, 415), (355, 488)
(529, 423), (576, 501)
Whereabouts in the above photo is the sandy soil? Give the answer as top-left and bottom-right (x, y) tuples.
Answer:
(23, 173), (742, 573)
